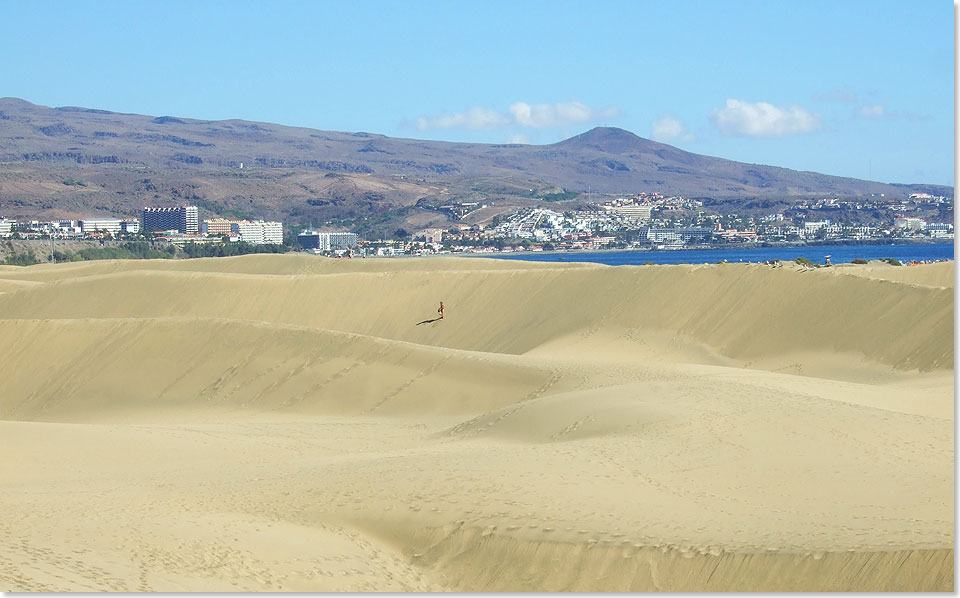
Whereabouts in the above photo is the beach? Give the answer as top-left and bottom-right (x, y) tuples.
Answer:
(0, 254), (953, 591)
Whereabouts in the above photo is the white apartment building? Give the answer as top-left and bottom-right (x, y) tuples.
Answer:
(645, 227), (714, 244)
(321, 232), (358, 251)
(52, 220), (82, 235)
(80, 218), (123, 235)
(603, 204), (652, 223)
(236, 220), (284, 245)
(896, 217), (927, 231)
(0, 218), (14, 237)
(846, 225), (877, 240)
(927, 223), (953, 238)
(802, 220), (842, 237)
(803, 220), (831, 235)
(297, 231), (358, 251)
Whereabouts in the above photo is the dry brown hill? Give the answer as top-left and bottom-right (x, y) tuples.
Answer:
(0, 98), (950, 237)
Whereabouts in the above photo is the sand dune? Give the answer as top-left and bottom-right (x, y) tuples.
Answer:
(0, 257), (951, 372)
(831, 259), (954, 288)
(0, 256), (953, 591)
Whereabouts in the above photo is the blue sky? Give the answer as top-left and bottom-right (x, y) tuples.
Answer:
(2, 0), (954, 186)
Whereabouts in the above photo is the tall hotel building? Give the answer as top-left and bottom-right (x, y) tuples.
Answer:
(141, 206), (199, 234)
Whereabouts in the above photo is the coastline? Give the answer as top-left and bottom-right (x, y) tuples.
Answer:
(444, 240), (955, 265)
(455, 238), (955, 256)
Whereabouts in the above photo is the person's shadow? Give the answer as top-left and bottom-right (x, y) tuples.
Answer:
(416, 317), (443, 326)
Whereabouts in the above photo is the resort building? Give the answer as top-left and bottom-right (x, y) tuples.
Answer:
(297, 230), (321, 250)
(202, 218), (244, 236)
(645, 227), (714, 244)
(236, 220), (283, 245)
(297, 231), (358, 251)
(896, 217), (927, 231)
(141, 206), (199, 234)
(603, 204), (652, 224)
(927, 222), (953, 238)
(803, 220), (832, 235)
(80, 218), (123, 235)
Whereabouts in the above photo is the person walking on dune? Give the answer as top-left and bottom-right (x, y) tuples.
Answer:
(438, 301), (445, 320)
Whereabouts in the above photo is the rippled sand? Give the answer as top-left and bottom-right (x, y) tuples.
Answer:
(0, 255), (953, 591)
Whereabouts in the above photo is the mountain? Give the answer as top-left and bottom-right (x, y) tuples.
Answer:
(0, 98), (949, 236)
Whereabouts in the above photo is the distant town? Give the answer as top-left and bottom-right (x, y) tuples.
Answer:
(0, 190), (953, 263)
(456, 191), (954, 253)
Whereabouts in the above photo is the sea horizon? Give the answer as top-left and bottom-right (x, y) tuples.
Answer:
(472, 241), (955, 267)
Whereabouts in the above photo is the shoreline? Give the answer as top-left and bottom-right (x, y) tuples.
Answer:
(417, 241), (955, 265)
(452, 238), (954, 257)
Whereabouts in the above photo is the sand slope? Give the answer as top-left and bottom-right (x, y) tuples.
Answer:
(0, 255), (953, 591)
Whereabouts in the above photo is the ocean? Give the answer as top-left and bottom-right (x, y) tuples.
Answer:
(476, 242), (955, 266)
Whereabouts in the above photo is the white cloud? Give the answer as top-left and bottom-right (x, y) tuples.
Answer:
(508, 101), (617, 128)
(858, 104), (885, 118)
(414, 106), (509, 131)
(415, 101), (618, 131)
(710, 99), (822, 137)
(650, 115), (695, 143)
(505, 132), (530, 144)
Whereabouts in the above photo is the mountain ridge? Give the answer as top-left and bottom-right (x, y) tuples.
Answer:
(0, 97), (950, 236)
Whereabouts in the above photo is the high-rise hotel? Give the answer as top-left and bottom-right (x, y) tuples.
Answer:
(141, 206), (199, 234)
